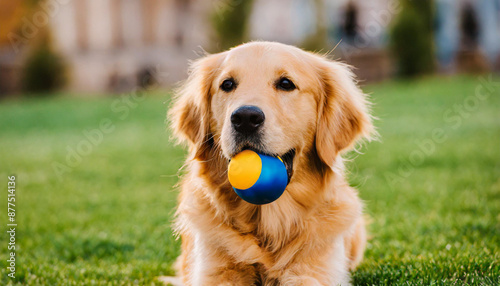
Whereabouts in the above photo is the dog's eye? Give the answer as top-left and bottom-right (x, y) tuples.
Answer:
(276, 77), (296, 91)
(221, 78), (236, 92)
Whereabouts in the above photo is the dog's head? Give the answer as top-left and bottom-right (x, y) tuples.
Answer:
(170, 42), (373, 179)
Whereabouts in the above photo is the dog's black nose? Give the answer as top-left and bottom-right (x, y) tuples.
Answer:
(231, 106), (265, 134)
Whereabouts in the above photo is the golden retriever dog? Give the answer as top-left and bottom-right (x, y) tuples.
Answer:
(167, 41), (374, 286)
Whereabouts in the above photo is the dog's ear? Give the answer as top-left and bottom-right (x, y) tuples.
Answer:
(315, 60), (374, 167)
(169, 53), (223, 158)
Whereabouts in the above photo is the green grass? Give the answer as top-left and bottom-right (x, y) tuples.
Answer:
(0, 75), (499, 285)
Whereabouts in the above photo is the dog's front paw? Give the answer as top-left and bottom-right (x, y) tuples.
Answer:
(208, 267), (258, 286)
(156, 276), (183, 286)
(279, 275), (322, 286)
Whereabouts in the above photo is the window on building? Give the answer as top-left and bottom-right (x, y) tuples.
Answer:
(342, 2), (358, 40)
(460, 3), (479, 49)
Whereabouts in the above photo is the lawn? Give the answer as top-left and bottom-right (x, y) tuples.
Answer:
(0, 75), (499, 285)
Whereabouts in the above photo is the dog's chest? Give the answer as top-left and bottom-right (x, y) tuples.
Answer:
(230, 203), (304, 250)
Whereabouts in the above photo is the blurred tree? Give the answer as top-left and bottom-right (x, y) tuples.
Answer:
(390, 0), (435, 76)
(211, 0), (254, 51)
(21, 29), (67, 94)
(0, 0), (26, 45)
(0, 0), (43, 45)
(301, 0), (328, 52)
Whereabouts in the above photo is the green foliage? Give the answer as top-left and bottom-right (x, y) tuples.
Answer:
(300, 33), (328, 53)
(0, 76), (499, 284)
(300, 0), (328, 52)
(390, 0), (435, 76)
(211, 0), (254, 51)
(21, 32), (67, 94)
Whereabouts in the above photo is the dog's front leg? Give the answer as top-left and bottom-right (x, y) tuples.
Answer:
(188, 232), (259, 286)
(266, 236), (351, 286)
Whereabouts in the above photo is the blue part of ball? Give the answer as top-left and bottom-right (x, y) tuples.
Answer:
(233, 153), (288, 205)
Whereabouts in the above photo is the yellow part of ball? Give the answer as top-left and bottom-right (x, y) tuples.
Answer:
(228, 150), (262, 190)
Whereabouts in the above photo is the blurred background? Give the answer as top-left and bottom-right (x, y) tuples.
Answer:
(1, 0), (499, 95)
(0, 0), (499, 285)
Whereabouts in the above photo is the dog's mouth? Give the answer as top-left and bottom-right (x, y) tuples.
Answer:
(239, 146), (296, 184)
(280, 149), (296, 184)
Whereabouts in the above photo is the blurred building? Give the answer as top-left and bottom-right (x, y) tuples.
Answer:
(249, 0), (395, 81)
(50, 0), (212, 93)
(0, 0), (214, 94)
(435, 0), (500, 73)
(249, 0), (500, 81)
(0, 0), (499, 95)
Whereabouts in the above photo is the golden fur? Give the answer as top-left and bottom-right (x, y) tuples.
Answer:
(168, 41), (374, 286)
